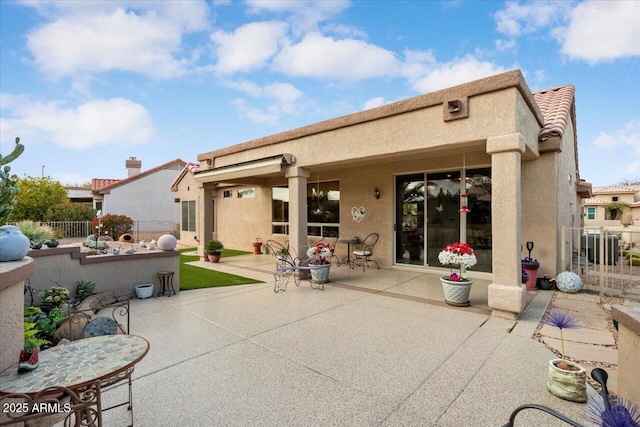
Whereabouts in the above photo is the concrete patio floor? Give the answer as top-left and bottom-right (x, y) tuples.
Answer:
(101, 254), (601, 426)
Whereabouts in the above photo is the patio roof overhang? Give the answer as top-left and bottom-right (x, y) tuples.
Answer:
(194, 154), (293, 184)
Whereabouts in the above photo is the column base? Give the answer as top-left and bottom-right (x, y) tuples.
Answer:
(488, 283), (526, 318)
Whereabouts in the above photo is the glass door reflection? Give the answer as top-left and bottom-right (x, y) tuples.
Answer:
(395, 174), (424, 266)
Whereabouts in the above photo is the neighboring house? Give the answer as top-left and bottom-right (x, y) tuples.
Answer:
(65, 186), (93, 203)
(583, 185), (640, 247)
(92, 157), (187, 228)
(583, 185), (640, 227)
(184, 69), (592, 319)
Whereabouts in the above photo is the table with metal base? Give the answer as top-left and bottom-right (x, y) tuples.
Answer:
(337, 238), (361, 266)
(0, 334), (149, 427)
(157, 271), (176, 297)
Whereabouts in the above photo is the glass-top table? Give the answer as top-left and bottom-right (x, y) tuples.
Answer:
(0, 334), (149, 395)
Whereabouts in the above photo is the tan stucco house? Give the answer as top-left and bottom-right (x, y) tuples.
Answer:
(177, 69), (592, 319)
(583, 185), (640, 227)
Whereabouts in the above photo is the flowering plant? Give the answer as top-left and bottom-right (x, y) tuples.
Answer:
(543, 310), (580, 368)
(438, 242), (477, 281)
(306, 241), (334, 265)
(521, 256), (539, 267)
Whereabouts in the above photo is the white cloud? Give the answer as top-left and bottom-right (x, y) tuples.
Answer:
(230, 98), (277, 125)
(24, 2), (210, 80)
(559, 1), (640, 63)
(223, 80), (264, 97)
(245, 0), (350, 33)
(363, 97), (385, 110)
(593, 121), (640, 155)
(411, 57), (508, 93)
(494, 1), (566, 37)
(211, 21), (289, 74)
(272, 32), (400, 81)
(495, 38), (517, 52)
(263, 82), (303, 113)
(0, 94), (155, 150)
(55, 172), (91, 186)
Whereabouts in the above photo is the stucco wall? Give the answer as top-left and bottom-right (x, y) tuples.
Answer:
(27, 247), (179, 299)
(215, 186), (273, 252)
(104, 168), (181, 224)
(0, 258), (34, 372)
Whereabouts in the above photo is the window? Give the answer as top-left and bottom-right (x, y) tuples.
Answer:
(272, 187), (289, 234)
(586, 207), (596, 220)
(612, 196), (618, 202)
(181, 200), (196, 232)
(223, 190), (232, 199)
(237, 188), (255, 198)
(307, 181), (340, 237)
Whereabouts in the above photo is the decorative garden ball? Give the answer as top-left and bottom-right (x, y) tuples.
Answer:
(555, 271), (583, 293)
(0, 225), (31, 262)
(157, 234), (178, 251)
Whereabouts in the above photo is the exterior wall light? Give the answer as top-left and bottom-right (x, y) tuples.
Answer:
(374, 188), (381, 199)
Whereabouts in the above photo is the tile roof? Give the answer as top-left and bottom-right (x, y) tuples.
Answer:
(171, 163), (200, 191)
(93, 159), (187, 194)
(592, 185), (640, 194)
(92, 178), (120, 192)
(533, 85), (575, 141)
(583, 198), (607, 205)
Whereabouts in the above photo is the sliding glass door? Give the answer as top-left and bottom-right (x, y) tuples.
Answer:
(395, 169), (492, 272)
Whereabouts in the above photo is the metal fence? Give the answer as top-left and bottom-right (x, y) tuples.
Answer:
(562, 226), (640, 300)
(8, 221), (180, 245)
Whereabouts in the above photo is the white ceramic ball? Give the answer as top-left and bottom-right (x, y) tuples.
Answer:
(555, 271), (583, 293)
(157, 234), (177, 251)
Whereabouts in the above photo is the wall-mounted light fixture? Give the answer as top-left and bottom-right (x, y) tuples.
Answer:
(374, 188), (381, 199)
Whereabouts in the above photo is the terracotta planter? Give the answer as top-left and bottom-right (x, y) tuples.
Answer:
(522, 263), (539, 290)
(252, 242), (263, 255)
(440, 276), (473, 307)
(207, 252), (221, 263)
(547, 359), (587, 402)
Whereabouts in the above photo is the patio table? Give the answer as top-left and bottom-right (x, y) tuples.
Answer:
(0, 334), (149, 426)
(337, 237), (361, 266)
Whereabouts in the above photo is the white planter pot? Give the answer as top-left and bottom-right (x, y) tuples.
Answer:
(135, 284), (154, 299)
(547, 358), (587, 402)
(310, 264), (331, 284)
(440, 276), (473, 307)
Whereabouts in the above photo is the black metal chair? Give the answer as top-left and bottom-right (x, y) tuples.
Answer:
(351, 233), (380, 272)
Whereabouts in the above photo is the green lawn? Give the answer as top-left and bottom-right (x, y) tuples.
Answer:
(179, 248), (263, 291)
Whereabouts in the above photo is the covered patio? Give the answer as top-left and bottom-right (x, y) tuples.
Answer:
(98, 255), (593, 426)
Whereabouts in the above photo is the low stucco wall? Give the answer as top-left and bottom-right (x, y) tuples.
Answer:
(611, 305), (640, 405)
(0, 258), (34, 372)
(27, 246), (180, 300)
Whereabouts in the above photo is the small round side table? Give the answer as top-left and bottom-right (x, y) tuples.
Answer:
(157, 271), (176, 297)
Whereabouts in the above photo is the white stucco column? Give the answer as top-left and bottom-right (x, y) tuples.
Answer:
(198, 185), (215, 260)
(285, 166), (310, 256)
(487, 133), (527, 319)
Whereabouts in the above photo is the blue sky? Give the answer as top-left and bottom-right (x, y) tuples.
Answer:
(1, 0), (638, 187)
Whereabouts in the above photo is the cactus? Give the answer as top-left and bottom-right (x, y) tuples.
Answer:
(0, 137), (25, 225)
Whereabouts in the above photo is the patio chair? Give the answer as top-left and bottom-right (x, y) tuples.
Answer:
(60, 290), (133, 424)
(351, 233), (380, 272)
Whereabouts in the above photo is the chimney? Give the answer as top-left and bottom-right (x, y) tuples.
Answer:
(125, 157), (141, 177)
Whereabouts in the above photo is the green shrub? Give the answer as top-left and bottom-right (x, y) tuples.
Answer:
(35, 306), (66, 337)
(40, 285), (70, 306)
(24, 321), (50, 352)
(46, 202), (96, 221)
(75, 280), (95, 299)
(15, 220), (54, 243)
(631, 258), (640, 267)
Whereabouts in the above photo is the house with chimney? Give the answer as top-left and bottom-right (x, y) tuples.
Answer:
(91, 157), (187, 229)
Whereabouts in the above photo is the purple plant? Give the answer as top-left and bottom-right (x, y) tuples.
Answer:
(587, 397), (640, 427)
(543, 310), (581, 361)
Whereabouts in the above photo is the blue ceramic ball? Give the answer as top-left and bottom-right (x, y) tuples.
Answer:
(0, 225), (31, 262)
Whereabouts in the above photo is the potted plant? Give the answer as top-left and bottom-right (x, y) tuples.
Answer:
(438, 242), (477, 306)
(543, 310), (587, 402)
(205, 240), (224, 263)
(275, 247), (289, 261)
(306, 241), (334, 284)
(521, 257), (539, 290)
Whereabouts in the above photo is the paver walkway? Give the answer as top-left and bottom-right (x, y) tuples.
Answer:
(536, 290), (640, 394)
